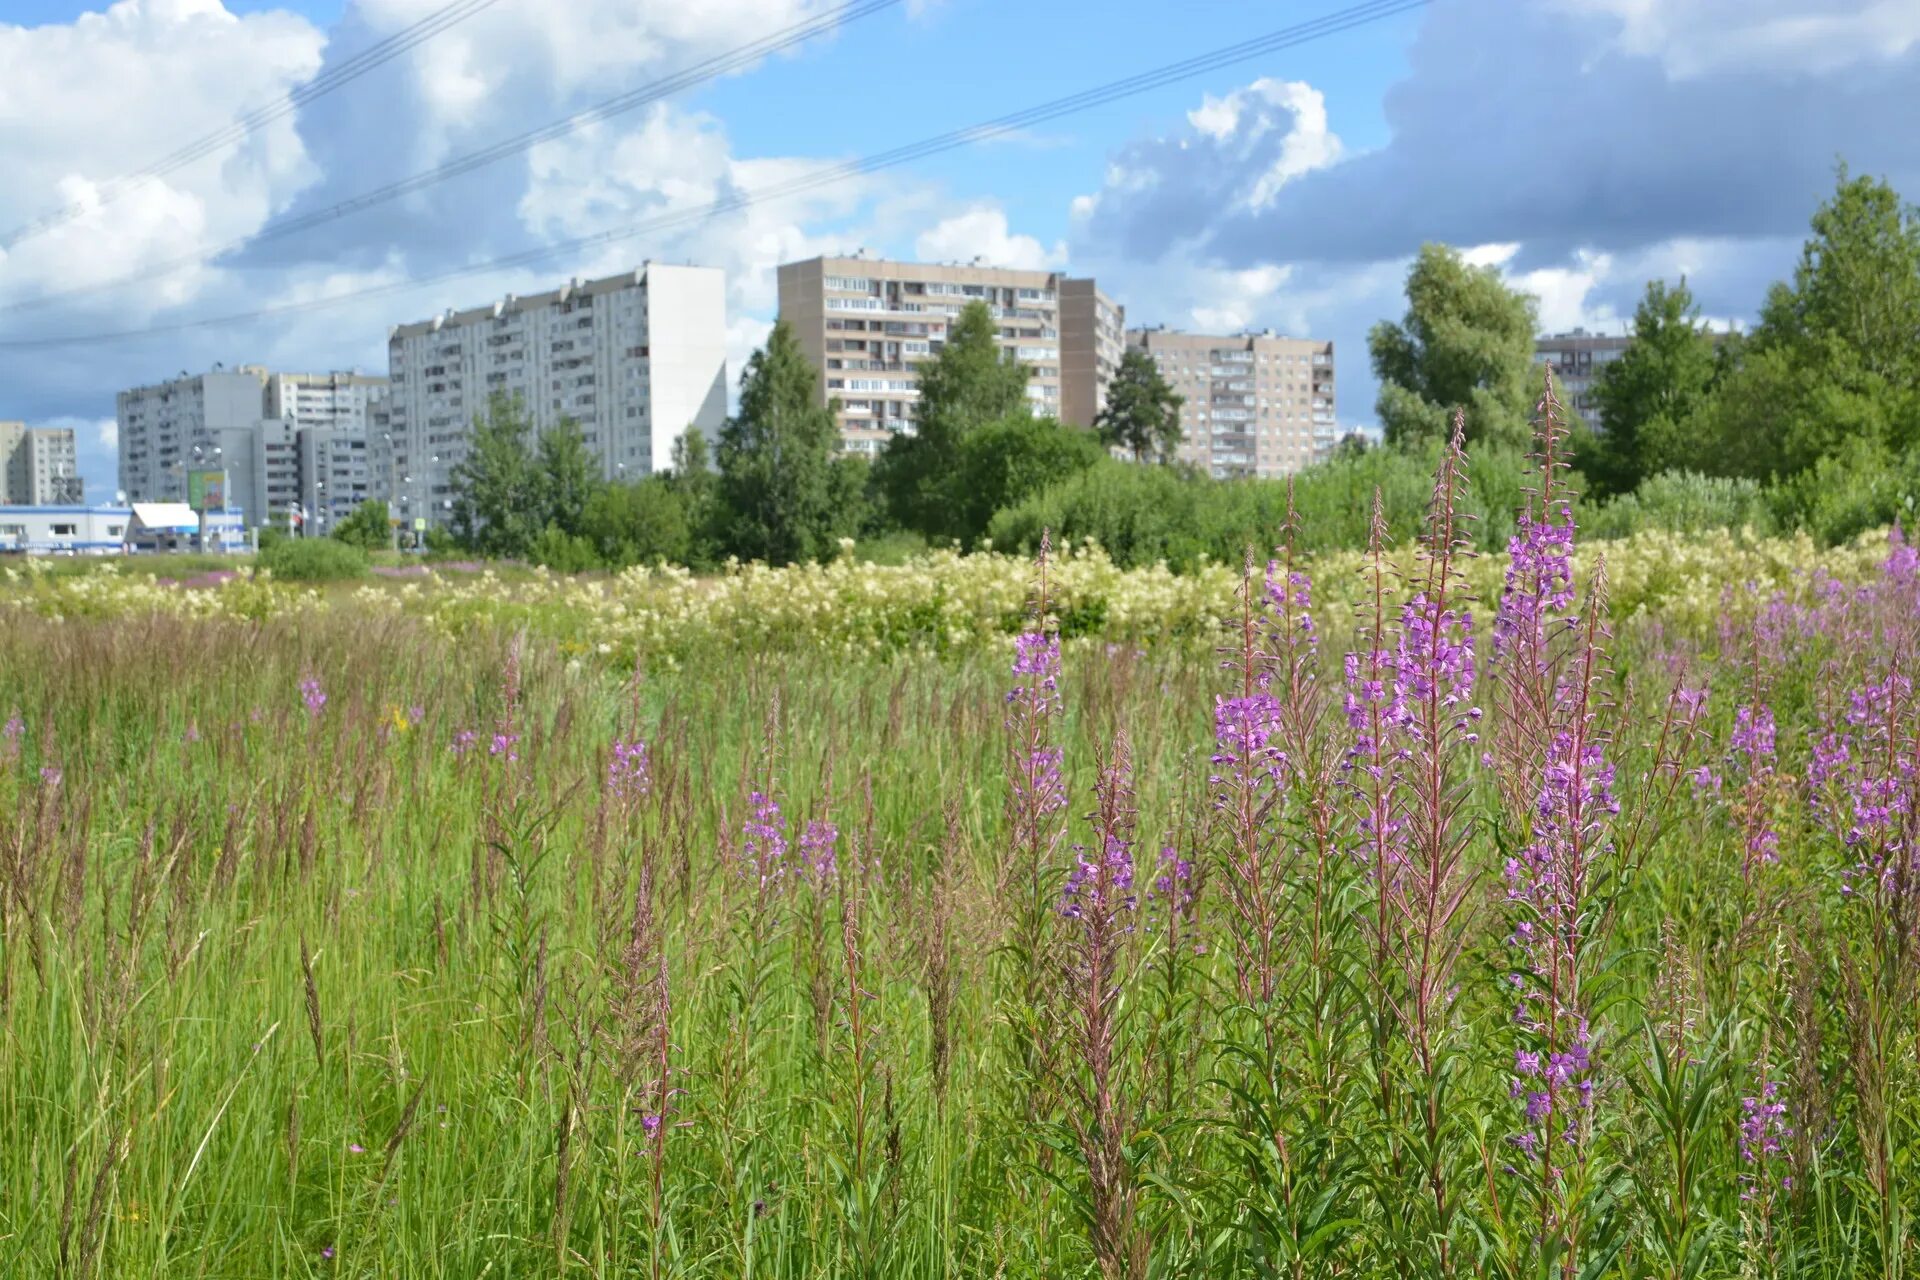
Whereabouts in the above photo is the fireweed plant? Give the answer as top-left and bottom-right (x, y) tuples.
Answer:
(6, 382), (1920, 1275)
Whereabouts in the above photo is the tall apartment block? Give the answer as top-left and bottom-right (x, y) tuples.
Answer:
(116, 366), (388, 526)
(1533, 329), (1632, 421)
(0, 422), (81, 504)
(385, 264), (728, 528)
(776, 256), (1124, 455)
(1128, 328), (1337, 478)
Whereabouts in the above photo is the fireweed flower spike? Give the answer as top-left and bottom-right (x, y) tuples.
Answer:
(299, 676), (327, 718)
(606, 739), (652, 803)
(1004, 531), (1067, 901)
(1060, 731), (1145, 1275)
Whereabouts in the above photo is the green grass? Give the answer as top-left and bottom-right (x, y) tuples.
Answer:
(0, 590), (1914, 1277)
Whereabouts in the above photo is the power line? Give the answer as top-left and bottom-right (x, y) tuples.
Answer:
(0, 0), (509, 251)
(1, 0), (906, 314)
(0, 0), (1429, 351)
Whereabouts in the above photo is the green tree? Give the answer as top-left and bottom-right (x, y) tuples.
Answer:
(951, 414), (1106, 546)
(877, 300), (1032, 537)
(1747, 165), (1920, 473)
(449, 392), (541, 558)
(1370, 243), (1539, 451)
(581, 477), (691, 568)
(1579, 278), (1722, 497)
(666, 428), (721, 566)
(717, 320), (848, 564)
(1095, 349), (1184, 463)
(533, 418), (602, 538)
(330, 498), (391, 551)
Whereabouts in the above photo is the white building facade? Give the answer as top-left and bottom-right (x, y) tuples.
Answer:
(384, 264), (728, 529)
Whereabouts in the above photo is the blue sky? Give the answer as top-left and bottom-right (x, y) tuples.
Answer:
(1, 0), (1915, 499)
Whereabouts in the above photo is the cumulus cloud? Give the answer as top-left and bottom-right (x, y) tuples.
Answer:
(1070, 0), (1919, 430)
(1190, 0), (1920, 268)
(1074, 78), (1342, 262)
(0, 0), (325, 309)
(914, 205), (1066, 272)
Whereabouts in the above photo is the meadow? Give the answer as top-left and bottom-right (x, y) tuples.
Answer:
(2, 413), (1918, 1277)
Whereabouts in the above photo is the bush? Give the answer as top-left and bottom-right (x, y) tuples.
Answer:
(987, 444), (1537, 571)
(949, 416), (1106, 548)
(1768, 437), (1920, 546)
(257, 525), (289, 553)
(1583, 470), (1777, 541)
(257, 536), (369, 582)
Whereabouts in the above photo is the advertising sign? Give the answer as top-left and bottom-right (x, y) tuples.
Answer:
(187, 468), (229, 513)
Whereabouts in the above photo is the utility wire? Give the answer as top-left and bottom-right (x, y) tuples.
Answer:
(0, 0), (906, 314)
(0, 0), (1429, 351)
(0, 0), (509, 250)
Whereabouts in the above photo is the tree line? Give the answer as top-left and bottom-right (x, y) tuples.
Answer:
(351, 162), (1918, 571)
(424, 297), (1185, 570)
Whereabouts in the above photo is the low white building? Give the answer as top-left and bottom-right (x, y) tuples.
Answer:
(0, 504), (248, 555)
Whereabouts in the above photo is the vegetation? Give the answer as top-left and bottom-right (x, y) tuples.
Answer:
(330, 498), (393, 551)
(1094, 347), (1183, 463)
(5, 396), (1920, 1276)
(257, 535), (369, 581)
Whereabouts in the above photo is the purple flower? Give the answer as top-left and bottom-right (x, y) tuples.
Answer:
(1493, 507), (1576, 667)
(1730, 704), (1777, 763)
(299, 676), (327, 718)
(38, 765), (62, 788)
(488, 731), (519, 763)
(606, 739), (652, 801)
(799, 819), (838, 879)
(642, 1113), (662, 1136)
(744, 790), (788, 887)
(1061, 833), (1136, 921)
(1737, 1073), (1793, 1202)
(450, 728), (477, 757)
(322, 1246), (335, 1260)
(348, 1143), (365, 1154)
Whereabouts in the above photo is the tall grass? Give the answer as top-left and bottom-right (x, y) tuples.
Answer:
(0, 381), (1916, 1277)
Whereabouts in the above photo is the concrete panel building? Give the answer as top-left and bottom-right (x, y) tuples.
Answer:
(116, 366), (388, 526)
(385, 264), (728, 529)
(1, 422), (81, 504)
(1533, 329), (1632, 421)
(1128, 328), (1337, 479)
(776, 255), (1125, 455)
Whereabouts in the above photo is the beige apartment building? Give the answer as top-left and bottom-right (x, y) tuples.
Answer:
(1129, 328), (1337, 478)
(776, 256), (1124, 455)
(0, 421), (81, 504)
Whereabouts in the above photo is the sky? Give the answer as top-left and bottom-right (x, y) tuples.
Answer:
(1, 0), (1916, 501)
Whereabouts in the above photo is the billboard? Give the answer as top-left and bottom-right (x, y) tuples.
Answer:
(187, 468), (229, 513)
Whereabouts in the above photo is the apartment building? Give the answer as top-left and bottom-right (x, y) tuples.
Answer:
(385, 264), (727, 528)
(116, 366), (389, 526)
(1128, 328), (1337, 479)
(0, 422), (81, 504)
(776, 256), (1124, 455)
(1533, 329), (1631, 421)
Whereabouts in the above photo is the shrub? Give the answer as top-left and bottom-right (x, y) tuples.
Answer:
(1583, 470), (1777, 540)
(987, 445), (1536, 570)
(257, 536), (369, 582)
(1769, 437), (1920, 546)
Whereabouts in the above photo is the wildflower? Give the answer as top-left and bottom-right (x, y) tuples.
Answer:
(450, 728), (477, 757)
(743, 790), (788, 887)
(183, 723), (201, 745)
(1144, 844), (1196, 933)
(39, 765), (61, 788)
(348, 1143), (365, 1154)
(799, 818), (838, 880)
(488, 731), (519, 763)
(1738, 1074), (1793, 1202)
(606, 739), (652, 801)
(1061, 833), (1136, 921)
(322, 1246), (335, 1260)
(299, 676), (327, 718)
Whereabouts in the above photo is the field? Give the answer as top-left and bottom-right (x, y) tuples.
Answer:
(3, 443), (1919, 1276)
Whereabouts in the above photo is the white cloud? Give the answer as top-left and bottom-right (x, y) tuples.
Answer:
(0, 0), (326, 311)
(1559, 0), (1920, 77)
(914, 205), (1066, 271)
